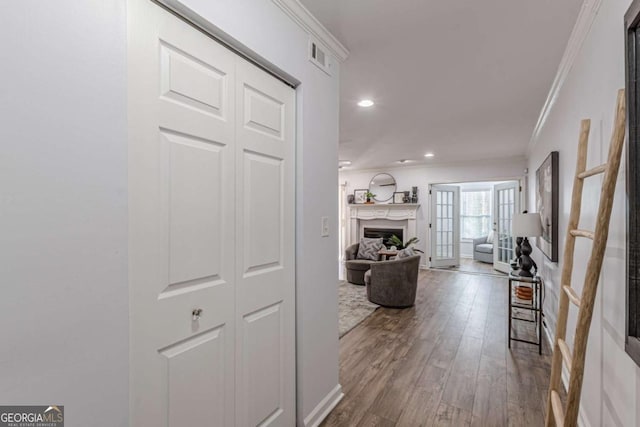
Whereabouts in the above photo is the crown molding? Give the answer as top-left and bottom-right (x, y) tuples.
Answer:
(528, 0), (602, 153)
(339, 155), (528, 175)
(271, 0), (350, 62)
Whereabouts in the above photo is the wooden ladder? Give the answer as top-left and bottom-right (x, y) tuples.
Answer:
(544, 89), (626, 427)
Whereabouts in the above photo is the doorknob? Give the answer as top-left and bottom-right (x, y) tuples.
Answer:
(192, 308), (203, 321)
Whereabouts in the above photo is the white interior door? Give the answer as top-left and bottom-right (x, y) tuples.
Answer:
(493, 182), (520, 273)
(234, 57), (295, 427)
(128, 1), (295, 425)
(430, 184), (460, 268)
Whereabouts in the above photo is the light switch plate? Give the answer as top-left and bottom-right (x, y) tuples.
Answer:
(321, 216), (329, 237)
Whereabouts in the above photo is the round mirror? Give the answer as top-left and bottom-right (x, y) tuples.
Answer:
(369, 173), (397, 202)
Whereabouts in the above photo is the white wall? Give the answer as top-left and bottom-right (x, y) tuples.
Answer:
(0, 2), (129, 426)
(0, 1), (342, 426)
(528, 0), (640, 425)
(339, 158), (526, 265)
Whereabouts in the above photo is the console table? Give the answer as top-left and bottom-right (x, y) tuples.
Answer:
(508, 272), (543, 354)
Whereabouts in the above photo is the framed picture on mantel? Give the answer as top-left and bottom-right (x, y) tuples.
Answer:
(353, 189), (367, 204)
(393, 192), (405, 204)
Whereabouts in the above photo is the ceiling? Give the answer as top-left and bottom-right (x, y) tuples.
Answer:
(299, 0), (583, 170)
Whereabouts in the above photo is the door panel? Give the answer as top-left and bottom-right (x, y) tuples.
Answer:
(160, 41), (227, 117)
(159, 326), (226, 427)
(243, 152), (283, 273)
(430, 185), (460, 268)
(164, 130), (225, 286)
(235, 58), (295, 427)
(129, 1), (236, 425)
(493, 182), (520, 273)
(244, 86), (285, 138)
(243, 303), (284, 426)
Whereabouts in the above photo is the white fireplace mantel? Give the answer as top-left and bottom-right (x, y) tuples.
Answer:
(348, 204), (420, 245)
(349, 203), (419, 221)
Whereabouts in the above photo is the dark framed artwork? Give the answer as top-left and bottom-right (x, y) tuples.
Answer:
(353, 189), (367, 204)
(536, 151), (559, 262)
(625, 0), (640, 367)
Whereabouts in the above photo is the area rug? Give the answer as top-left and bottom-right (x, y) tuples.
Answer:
(339, 281), (379, 338)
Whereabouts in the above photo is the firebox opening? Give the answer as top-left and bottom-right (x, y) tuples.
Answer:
(364, 228), (404, 248)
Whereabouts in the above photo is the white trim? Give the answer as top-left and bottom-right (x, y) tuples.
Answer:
(271, 0), (349, 62)
(528, 0), (602, 152)
(303, 384), (344, 427)
(542, 324), (591, 427)
(349, 204), (420, 221)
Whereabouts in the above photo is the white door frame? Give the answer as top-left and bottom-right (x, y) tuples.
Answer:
(426, 177), (525, 269)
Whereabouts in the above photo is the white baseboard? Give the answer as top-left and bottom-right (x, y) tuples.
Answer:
(303, 383), (344, 427)
(542, 324), (591, 427)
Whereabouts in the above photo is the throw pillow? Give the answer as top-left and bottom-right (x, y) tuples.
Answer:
(356, 237), (384, 260)
(486, 230), (494, 244)
(396, 247), (415, 259)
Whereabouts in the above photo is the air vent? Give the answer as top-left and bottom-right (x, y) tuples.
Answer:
(309, 39), (331, 75)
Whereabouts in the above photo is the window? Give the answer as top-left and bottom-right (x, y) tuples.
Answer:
(460, 190), (491, 239)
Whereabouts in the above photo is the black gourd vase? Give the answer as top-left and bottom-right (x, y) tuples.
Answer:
(518, 237), (537, 277)
(512, 236), (523, 271)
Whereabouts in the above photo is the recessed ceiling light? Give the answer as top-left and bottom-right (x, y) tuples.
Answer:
(339, 160), (352, 166)
(357, 99), (374, 108)
(424, 153), (435, 158)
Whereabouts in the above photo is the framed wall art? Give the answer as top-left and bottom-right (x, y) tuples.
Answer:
(625, 0), (640, 366)
(353, 189), (367, 204)
(536, 151), (559, 262)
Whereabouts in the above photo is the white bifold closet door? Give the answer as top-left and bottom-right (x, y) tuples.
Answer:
(128, 1), (295, 426)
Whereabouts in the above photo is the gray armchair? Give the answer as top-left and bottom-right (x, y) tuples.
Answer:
(473, 236), (493, 263)
(364, 255), (420, 308)
(344, 243), (380, 285)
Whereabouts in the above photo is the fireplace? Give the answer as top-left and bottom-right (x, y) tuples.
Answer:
(364, 227), (404, 248)
(348, 204), (420, 252)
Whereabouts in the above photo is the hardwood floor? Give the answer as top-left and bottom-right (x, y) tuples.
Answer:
(321, 269), (554, 427)
(433, 258), (503, 276)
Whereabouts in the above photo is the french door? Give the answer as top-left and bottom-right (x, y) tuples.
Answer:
(493, 182), (520, 273)
(430, 184), (460, 268)
(128, 0), (295, 425)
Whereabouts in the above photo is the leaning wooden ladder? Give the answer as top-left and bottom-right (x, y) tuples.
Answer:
(545, 89), (626, 427)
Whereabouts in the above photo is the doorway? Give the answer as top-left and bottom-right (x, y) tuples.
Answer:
(429, 180), (521, 275)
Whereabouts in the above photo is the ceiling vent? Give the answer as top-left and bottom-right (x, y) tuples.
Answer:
(309, 39), (331, 75)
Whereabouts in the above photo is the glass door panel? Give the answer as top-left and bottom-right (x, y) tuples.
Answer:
(493, 182), (520, 273)
(430, 184), (460, 267)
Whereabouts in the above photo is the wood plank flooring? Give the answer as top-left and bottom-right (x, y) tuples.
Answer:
(433, 258), (503, 276)
(321, 269), (554, 427)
